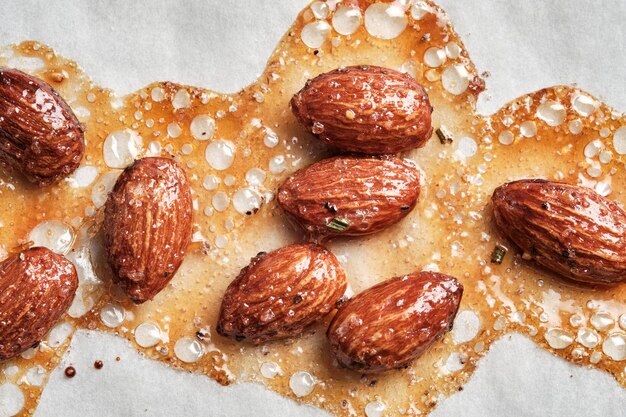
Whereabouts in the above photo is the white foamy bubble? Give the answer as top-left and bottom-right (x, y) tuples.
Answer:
(568, 119), (583, 135)
(424, 47), (446, 68)
(67, 166), (98, 188)
(146, 141), (162, 157)
(545, 328), (573, 349)
(212, 192), (230, 212)
(263, 130), (279, 148)
(613, 126), (626, 154)
(103, 129), (143, 169)
(519, 121), (537, 138)
(602, 333), (626, 361)
(498, 130), (514, 145)
(172, 89), (191, 109)
(364, 3), (408, 40)
(442, 64), (470, 95)
(576, 328), (600, 349)
(232, 188), (262, 214)
(536, 100), (566, 126)
(310, 1), (329, 19)
(411, 1), (429, 20)
(167, 122), (182, 139)
(174, 337), (204, 363)
(591, 312), (615, 331)
(100, 304), (125, 328)
(455, 136), (478, 158)
(269, 155), (287, 174)
(332, 6), (362, 35)
(245, 168), (266, 186)
(260, 362), (282, 379)
(584, 140), (603, 158)
(134, 322), (162, 348)
(190, 115), (216, 141)
(301, 20), (331, 49)
(445, 42), (462, 59)
(151, 87), (165, 102)
(364, 401), (386, 417)
(289, 371), (316, 397)
(91, 171), (121, 208)
(205, 139), (235, 170)
(599, 150), (613, 164)
(203, 175), (220, 190)
(595, 181), (612, 197)
(25, 366), (46, 387)
(452, 310), (481, 344)
(572, 94), (598, 116)
(28, 221), (74, 255)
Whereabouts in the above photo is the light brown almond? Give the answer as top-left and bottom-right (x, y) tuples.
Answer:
(0, 68), (84, 185)
(217, 243), (347, 343)
(290, 65), (433, 155)
(277, 155), (420, 237)
(0, 247), (78, 361)
(492, 179), (626, 285)
(104, 157), (193, 303)
(327, 272), (463, 373)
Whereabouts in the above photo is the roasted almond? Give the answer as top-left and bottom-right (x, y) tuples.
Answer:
(327, 272), (463, 373)
(277, 155), (420, 237)
(290, 65), (433, 155)
(0, 247), (78, 360)
(217, 243), (347, 343)
(104, 157), (193, 303)
(492, 179), (626, 285)
(0, 68), (84, 185)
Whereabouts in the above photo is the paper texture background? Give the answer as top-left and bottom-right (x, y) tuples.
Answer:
(1, 0), (625, 415)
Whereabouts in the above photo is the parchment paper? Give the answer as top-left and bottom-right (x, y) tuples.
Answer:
(0, 1), (625, 416)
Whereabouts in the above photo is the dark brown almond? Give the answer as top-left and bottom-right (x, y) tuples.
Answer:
(327, 272), (463, 373)
(217, 243), (347, 343)
(492, 179), (626, 285)
(0, 68), (84, 185)
(277, 155), (420, 237)
(290, 65), (433, 154)
(104, 157), (193, 303)
(0, 247), (78, 361)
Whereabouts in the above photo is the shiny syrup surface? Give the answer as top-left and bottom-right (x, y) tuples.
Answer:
(0, 1), (624, 416)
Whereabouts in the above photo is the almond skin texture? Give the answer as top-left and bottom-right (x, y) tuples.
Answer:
(290, 65), (433, 154)
(104, 157), (193, 304)
(327, 272), (463, 373)
(0, 68), (84, 185)
(217, 243), (347, 344)
(492, 179), (626, 285)
(277, 155), (420, 237)
(0, 247), (78, 361)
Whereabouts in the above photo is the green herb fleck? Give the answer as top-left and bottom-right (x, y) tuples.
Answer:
(491, 244), (508, 264)
(327, 217), (350, 233)
(436, 127), (453, 144)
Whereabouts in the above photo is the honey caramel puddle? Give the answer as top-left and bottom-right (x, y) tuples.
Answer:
(0, 1), (625, 415)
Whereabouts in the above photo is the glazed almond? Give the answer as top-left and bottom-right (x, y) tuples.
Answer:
(217, 243), (347, 343)
(104, 157), (193, 303)
(277, 155), (420, 237)
(0, 247), (78, 360)
(290, 65), (433, 155)
(492, 179), (626, 285)
(327, 272), (463, 373)
(0, 68), (84, 185)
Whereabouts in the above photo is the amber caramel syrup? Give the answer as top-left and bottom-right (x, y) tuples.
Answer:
(0, 1), (624, 416)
